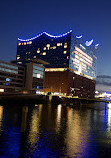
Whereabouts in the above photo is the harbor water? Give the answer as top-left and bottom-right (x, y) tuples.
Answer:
(0, 102), (111, 157)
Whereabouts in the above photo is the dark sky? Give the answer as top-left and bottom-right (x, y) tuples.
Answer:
(0, 0), (111, 77)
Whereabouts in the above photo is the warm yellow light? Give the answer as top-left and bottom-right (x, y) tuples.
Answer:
(42, 52), (46, 55)
(33, 56), (36, 58)
(63, 51), (67, 54)
(24, 42), (26, 45)
(0, 89), (4, 92)
(46, 44), (50, 47)
(29, 41), (32, 44)
(37, 50), (40, 53)
(64, 42), (67, 48)
(57, 43), (62, 46)
(53, 46), (56, 49)
(18, 42), (21, 46)
(17, 56), (20, 60)
(45, 68), (67, 72)
(43, 47), (46, 50)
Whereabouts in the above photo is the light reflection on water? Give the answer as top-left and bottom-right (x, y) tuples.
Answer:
(0, 102), (111, 157)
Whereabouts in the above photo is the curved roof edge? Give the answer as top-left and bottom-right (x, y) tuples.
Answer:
(18, 30), (72, 42)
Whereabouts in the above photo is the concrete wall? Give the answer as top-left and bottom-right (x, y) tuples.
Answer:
(25, 63), (33, 91)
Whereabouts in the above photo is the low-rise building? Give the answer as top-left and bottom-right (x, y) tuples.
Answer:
(0, 59), (48, 94)
(0, 60), (25, 93)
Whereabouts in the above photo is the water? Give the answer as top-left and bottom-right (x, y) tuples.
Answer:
(0, 102), (111, 157)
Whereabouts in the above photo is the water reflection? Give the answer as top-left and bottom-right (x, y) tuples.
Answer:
(0, 102), (111, 157)
(28, 104), (43, 148)
(65, 107), (89, 157)
(0, 106), (3, 132)
(56, 104), (62, 132)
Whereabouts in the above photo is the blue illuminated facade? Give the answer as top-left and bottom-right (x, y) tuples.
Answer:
(17, 30), (97, 80)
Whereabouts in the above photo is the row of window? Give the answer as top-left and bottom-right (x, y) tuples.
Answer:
(0, 67), (18, 74)
(18, 42), (67, 49)
(0, 63), (18, 70)
(18, 41), (32, 46)
(17, 50), (68, 60)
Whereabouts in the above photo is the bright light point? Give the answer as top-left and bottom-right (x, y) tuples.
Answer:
(85, 39), (93, 46)
(37, 74), (40, 78)
(35, 104), (38, 106)
(76, 35), (82, 39)
(95, 43), (99, 47)
(0, 89), (4, 92)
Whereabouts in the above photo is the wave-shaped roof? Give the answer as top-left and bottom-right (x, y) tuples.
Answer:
(18, 30), (72, 42)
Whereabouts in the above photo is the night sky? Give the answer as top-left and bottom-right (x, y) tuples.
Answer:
(0, 0), (111, 90)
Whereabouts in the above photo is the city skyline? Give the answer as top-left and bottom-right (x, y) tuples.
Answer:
(0, 1), (111, 81)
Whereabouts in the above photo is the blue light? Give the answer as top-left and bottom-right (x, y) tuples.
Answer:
(6, 78), (11, 82)
(85, 39), (93, 46)
(76, 35), (82, 39)
(18, 30), (72, 42)
(37, 86), (39, 89)
(95, 43), (99, 47)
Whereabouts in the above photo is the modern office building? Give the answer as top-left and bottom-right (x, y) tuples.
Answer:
(0, 59), (47, 94)
(17, 30), (98, 97)
(0, 60), (25, 93)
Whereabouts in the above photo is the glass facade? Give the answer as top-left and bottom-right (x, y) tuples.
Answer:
(17, 33), (71, 68)
(0, 61), (24, 92)
(32, 64), (44, 89)
(17, 31), (97, 80)
(70, 34), (97, 79)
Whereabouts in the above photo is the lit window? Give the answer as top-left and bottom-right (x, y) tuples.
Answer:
(57, 43), (62, 46)
(37, 50), (40, 53)
(42, 52), (46, 55)
(67, 56), (69, 59)
(0, 89), (4, 92)
(24, 42), (26, 45)
(53, 46), (56, 49)
(43, 47), (46, 50)
(6, 78), (11, 82)
(33, 56), (36, 58)
(29, 41), (32, 44)
(17, 56), (20, 60)
(37, 74), (41, 78)
(22, 43), (23, 45)
(63, 51), (67, 54)
(64, 43), (67, 48)
(18, 42), (21, 46)
(46, 44), (50, 47)
(26, 41), (32, 44)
